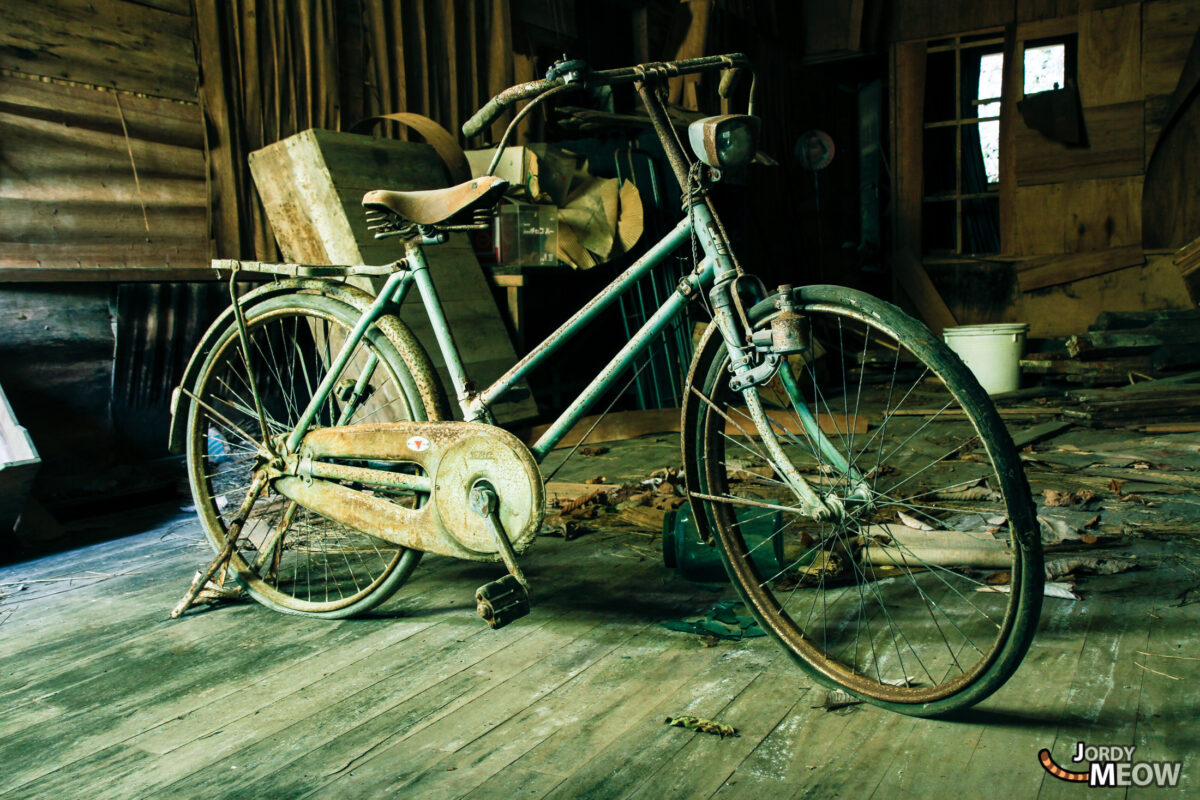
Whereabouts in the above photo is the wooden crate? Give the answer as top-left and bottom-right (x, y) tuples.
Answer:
(0, 380), (40, 532)
(248, 129), (536, 424)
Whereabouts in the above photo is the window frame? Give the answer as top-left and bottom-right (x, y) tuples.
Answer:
(921, 31), (1005, 257)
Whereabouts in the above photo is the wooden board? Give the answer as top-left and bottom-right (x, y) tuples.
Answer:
(1017, 255), (1192, 338)
(1142, 0), (1200, 99)
(0, 0), (197, 101)
(1016, 244), (1145, 292)
(247, 128), (537, 424)
(0, 75), (207, 276)
(1015, 101), (1145, 185)
(1012, 184), (1067, 256)
(888, 0), (1012, 42)
(891, 40), (958, 335)
(4, 429), (1200, 798)
(1064, 176), (1144, 253)
(525, 407), (868, 451)
(1078, 3), (1142, 107)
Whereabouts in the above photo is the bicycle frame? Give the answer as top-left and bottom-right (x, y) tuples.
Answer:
(276, 197), (855, 520)
(270, 57), (861, 520)
(282, 209), (710, 460)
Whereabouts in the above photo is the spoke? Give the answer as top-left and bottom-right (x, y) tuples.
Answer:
(688, 491), (807, 515)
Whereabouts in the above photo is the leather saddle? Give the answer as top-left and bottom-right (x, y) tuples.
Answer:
(362, 175), (509, 226)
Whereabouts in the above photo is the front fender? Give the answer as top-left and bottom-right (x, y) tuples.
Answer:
(167, 279), (396, 455)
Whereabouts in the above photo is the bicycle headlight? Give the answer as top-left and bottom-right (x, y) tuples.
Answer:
(687, 115), (760, 170)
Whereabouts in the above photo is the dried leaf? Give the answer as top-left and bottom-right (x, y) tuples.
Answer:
(584, 476), (608, 485)
(1080, 533), (1099, 544)
(664, 715), (738, 737)
(578, 446), (609, 457)
(1043, 489), (1070, 507)
(813, 690), (863, 711)
(897, 511), (935, 531)
(1108, 478), (1124, 496)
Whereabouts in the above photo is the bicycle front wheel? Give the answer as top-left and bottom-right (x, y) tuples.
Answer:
(683, 286), (1042, 715)
(185, 291), (446, 618)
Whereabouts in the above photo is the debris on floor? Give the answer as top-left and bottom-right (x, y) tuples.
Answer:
(542, 466), (685, 543)
(813, 689), (864, 712)
(664, 715), (738, 738)
(1021, 310), (1200, 386)
(661, 602), (765, 641)
(978, 580), (1081, 600)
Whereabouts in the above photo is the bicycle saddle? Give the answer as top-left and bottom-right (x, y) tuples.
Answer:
(362, 176), (509, 225)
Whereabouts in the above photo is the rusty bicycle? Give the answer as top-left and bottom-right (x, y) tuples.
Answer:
(169, 54), (1043, 716)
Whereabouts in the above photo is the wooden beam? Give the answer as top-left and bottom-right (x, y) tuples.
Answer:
(1016, 244), (1145, 292)
(891, 40), (958, 335)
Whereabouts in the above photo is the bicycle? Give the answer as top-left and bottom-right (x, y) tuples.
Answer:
(168, 54), (1043, 716)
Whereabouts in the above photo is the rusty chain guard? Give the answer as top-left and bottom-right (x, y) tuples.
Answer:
(273, 422), (543, 562)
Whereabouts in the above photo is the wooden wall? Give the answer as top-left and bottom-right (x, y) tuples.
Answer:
(0, 0), (208, 281)
(890, 0), (1200, 338)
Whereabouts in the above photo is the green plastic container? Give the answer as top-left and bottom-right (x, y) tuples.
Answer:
(662, 501), (785, 583)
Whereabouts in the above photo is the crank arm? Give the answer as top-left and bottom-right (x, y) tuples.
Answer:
(469, 482), (532, 629)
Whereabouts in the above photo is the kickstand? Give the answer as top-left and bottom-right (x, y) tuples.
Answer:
(170, 473), (265, 619)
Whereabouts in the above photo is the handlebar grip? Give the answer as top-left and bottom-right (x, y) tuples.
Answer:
(463, 98), (506, 138)
(462, 78), (558, 138)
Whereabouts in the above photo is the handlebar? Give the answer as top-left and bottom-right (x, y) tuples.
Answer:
(462, 53), (750, 138)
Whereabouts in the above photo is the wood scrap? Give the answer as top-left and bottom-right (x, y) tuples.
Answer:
(1083, 467), (1200, 489)
(1010, 420), (1073, 449)
(1062, 382), (1200, 426)
(1020, 353), (1162, 384)
(526, 407), (864, 450)
(1020, 311), (1200, 387)
(1141, 422), (1200, 433)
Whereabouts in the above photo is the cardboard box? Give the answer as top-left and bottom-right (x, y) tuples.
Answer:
(465, 144), (576, 207)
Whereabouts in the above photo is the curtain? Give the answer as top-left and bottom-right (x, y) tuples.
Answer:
(959, 49), (1000, 255)
(192, 0), (516, 262)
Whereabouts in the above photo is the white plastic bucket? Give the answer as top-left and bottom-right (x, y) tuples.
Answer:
(942, 323), (1029, 395)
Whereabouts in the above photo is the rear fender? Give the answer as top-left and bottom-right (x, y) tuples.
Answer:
(167, 279), (426, 454)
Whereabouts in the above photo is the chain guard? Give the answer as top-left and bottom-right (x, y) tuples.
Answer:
(273, 422), (543, 561)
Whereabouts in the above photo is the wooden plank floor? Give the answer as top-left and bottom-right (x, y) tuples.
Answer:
(2, 477), (1199, 797)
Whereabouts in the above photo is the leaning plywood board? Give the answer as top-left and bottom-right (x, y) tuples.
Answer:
(248, 128), (536, 423)
(0, 381), (40, 532)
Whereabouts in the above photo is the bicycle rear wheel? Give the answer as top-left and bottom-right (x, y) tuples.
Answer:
(683, 286), (1042, 715)
(185, 291), (446, 618)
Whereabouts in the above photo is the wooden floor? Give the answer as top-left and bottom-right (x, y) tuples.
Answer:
(3, 435), (1200, 798)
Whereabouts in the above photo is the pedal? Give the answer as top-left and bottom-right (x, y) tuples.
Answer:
(475, 575), (530, 629)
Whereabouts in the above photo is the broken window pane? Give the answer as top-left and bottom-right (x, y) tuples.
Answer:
(1024, 43), (1065, 94)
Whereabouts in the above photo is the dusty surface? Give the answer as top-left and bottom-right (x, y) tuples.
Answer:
(1, 422), (1199, 798)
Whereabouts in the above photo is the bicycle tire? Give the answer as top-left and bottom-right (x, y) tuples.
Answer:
(185, 290), (447, 618)
(682, 285), (1042, 715)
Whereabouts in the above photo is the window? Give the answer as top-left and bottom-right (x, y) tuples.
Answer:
(978, 52), (1003, 184)
(1024, 43), (1065, 93)
(922, 33), (1004, 256)
(1023, 36), (1075, 96)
